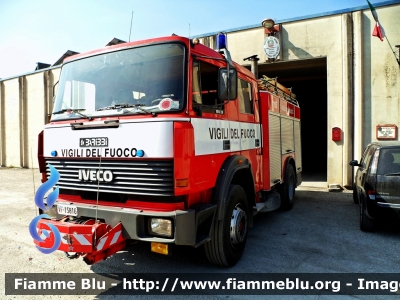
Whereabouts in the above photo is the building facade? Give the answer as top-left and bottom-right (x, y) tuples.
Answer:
(197, 0), (400, 189)
(0, 1), (399, 189)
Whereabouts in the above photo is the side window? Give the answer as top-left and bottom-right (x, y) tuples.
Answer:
(192, 60), (223, 113)
(238, 78), (253, 114)
(359, 147), (369, 168)
(361, 145), (375, 169)
(192, 61), (202, 105)
(370, 149), (380, 174)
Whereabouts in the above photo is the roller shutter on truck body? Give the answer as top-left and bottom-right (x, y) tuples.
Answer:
(259, 90), (301, 191)
(269, 112), (281, 186)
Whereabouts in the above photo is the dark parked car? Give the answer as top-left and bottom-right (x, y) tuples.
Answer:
(350, 142), (400, 231)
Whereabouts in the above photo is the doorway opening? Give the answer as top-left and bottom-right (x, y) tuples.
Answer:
(254, 57), (328, 184)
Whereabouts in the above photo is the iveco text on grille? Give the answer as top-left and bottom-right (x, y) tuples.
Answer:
(78, 169), (113, 182)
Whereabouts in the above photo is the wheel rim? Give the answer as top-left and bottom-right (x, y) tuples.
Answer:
(230, 204), (247, 248)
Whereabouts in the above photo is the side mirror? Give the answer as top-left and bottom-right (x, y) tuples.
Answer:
(349, 160), (360, 167)
(218, 67), (237, 100)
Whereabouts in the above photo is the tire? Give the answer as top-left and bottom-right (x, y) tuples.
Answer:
(352, 183), (359, 204)
(205, 185), (248, 267)
(360, 197), (374, 232)
(280, 164), (296, 211)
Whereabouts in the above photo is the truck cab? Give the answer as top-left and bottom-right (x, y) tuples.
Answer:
(34, 35), (301, 267)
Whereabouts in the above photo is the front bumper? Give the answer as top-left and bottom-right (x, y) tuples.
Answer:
(54, 201), (216, 246)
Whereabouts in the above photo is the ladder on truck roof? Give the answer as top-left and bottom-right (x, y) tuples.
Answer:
(257, 75), (298, 106)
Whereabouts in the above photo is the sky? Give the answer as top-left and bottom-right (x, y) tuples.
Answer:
(0, 0), (391, 79)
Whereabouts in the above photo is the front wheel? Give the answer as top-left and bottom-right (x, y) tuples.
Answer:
(204, 185), (248, 267)
(280, 164), (296, 211)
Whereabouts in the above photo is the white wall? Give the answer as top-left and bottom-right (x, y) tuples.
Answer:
(362, 4), (400, 147)
(0, 68), (60, 168)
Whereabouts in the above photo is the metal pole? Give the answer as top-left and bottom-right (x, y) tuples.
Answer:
(251, 58), (259, 79)
(243, 55), (260, 79)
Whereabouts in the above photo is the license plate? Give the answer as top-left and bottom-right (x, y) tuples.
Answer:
(57, 204), (78, 216)
(80, 137), (108, 147)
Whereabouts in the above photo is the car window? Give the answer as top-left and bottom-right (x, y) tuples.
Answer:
(370, 149), (380, 174)
(360, 145), (375, 169)
(359, 146), (369, 168)
(192, 60), (224, 114)
(238, 78), (253, 114)
(377, 148), (400, 175)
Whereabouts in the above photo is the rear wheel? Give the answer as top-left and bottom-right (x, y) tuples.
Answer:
(280, 164), (296, 211)
(360, 197), (374, 231)
(205, 185), (248, 267)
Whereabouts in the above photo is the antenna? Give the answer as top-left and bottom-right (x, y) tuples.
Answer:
(189, 23), (191, 38)
(129, 11), (134, 42)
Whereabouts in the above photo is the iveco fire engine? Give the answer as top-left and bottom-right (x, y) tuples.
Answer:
(35, 34), (302, 267)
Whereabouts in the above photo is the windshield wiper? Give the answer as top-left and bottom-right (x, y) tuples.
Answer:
(97, 103), (157, 117)
(127, 104), (158, 117)
(52, 109), (92, 120)
(384, 172), (400, 176)
(96, 103), (135, 111)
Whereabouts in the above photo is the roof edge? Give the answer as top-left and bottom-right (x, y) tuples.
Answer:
(192, 0), (400, 38)
(0, 65), (61, 82)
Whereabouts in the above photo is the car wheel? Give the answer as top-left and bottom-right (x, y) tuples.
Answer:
(280, 164), (296, 211)
(204, 184), (248, 267)
(360, 198), (374, 232)
(353, 183), (359, 204)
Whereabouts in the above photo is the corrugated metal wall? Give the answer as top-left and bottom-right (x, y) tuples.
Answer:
(0, 68), (60, 168)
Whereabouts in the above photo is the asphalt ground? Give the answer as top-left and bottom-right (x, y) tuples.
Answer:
(1, 167), (400, 300)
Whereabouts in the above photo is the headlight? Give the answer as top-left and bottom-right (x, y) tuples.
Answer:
(148, 218), (173, 238)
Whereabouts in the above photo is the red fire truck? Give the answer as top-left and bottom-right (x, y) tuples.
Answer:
(35, 34), (302, 267)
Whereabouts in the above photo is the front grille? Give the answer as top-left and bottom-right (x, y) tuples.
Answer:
(45, 159), (174, 196)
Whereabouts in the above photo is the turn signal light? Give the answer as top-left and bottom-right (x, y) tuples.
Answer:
(151, 242), (169, 255)
(175, 178), (188, 187)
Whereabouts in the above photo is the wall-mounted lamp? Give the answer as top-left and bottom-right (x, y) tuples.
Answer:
(261, 18), (275, 29)
(261, 18), (280, 35)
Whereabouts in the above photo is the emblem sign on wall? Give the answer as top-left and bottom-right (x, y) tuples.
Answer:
(263, 36), (280, 60)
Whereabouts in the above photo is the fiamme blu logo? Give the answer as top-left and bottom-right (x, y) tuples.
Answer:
(29, 165), (61, 254)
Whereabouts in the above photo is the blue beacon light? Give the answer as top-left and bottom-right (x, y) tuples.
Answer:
(216, 32), (227, 50)
(50, 150), (58, 157)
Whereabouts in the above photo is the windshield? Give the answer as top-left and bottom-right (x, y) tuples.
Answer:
(51, 43), (185, 120)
